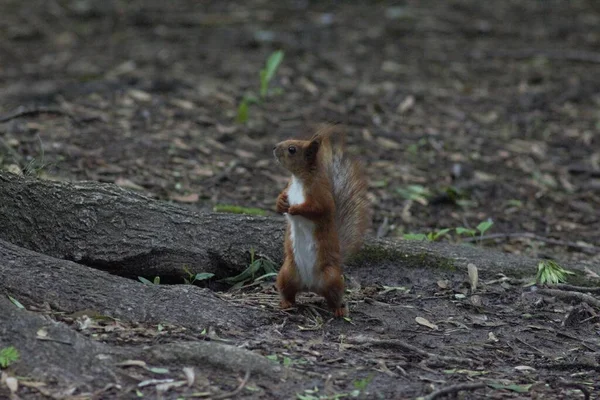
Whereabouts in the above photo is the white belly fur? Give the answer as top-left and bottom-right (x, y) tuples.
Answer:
(286, 176), (318, 290)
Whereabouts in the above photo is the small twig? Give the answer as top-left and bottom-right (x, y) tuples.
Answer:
(211, 370), (250, 400)
(538, 288), (600, 309)
(557, 382), (591, 400)
(555, 284), (600, 294)
(423, 382), (486, 400)
(346, 335), (475, 366)
(515, 337), (546, 357)
(463, 232), (599, 254)
(35, 336), (73, 345)
(0, 105), (76, 123)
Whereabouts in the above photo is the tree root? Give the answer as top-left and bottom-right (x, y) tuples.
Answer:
(537, 288), (600, 309)
(345, 335), (476, 367)
(423, 383), (486, 400)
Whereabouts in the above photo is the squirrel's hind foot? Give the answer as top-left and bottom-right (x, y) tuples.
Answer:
(280, 299), (295, 309)
(332, 305), (348, 318)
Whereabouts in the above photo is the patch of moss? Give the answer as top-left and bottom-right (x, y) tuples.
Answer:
(213, 204), (266, 216)
(349, 243), (457, 271)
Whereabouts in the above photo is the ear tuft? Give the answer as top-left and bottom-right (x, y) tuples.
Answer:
(305, 139), (320, 162)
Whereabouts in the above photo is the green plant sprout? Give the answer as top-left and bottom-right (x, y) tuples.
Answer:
(220, 248), (278, 289)
(396, 184), (431, 205)
(403, 228), (451, 242)
(182, 265), (215, 285)
(260, 50), (284, 99)
(403, 219), (493, 244)
(138, 276), (160, 285)
(536, 260), (574, 285)
(0, 346), (19, 368)
(237, 50), (284, 123)
(476, 219), (493, 239)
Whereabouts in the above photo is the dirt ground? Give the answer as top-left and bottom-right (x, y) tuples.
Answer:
(1, 0), (599, 399)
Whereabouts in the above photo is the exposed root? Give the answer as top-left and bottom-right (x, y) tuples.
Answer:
(423, 382), (486, 400)
(345, 335), (476, 366)
(537, 288), (600, 309)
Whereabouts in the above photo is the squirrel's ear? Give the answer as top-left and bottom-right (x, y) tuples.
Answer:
(305, 138), (320, 163)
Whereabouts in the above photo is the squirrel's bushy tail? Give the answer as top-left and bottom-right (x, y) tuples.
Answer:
(317, 126), (370, 261)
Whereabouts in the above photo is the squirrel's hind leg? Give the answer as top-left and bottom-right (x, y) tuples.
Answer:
(276, 261), (300, 310)
(320, 266), (348, 317)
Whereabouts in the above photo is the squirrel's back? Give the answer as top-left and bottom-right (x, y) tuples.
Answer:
(317, 126), (370, 261)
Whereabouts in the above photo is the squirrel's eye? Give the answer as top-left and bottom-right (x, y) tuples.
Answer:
(288, 146), (296, 155)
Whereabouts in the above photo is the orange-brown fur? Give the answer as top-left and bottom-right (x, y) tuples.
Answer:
(273, 125), (369, 317)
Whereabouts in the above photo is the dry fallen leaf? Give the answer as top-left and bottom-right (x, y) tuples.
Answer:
(467, 263), (479, 292)
(487, 332), (498, 342)
(235, 149), (255, 159)
(172, 137), (192, 150)
(156, 380), (186, 393)
(415, 316), (438, 330)
(5, 164), (22, 175)
(514, 365), (536, 372)
(169, 193), (199, 203)
(170, 98), (195, 110)
(36, 327), (48, 338)
(437, 280), (450, 289)
(398, 95), (415, 114)
(115, 178), (145, 191)
(128, 89), (152, 102)
(183, 367), (195, 387)
(376, 137), (402, 150)
(6, 377), (18, 393)
(117, 360), (148, 368)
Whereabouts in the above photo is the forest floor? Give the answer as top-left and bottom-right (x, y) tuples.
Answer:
(0, 0), (599, 399)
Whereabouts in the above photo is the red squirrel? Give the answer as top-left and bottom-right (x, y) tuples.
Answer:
(272, 125), (369, 317)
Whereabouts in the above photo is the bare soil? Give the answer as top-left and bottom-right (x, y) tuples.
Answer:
(0, 0), (599, 399)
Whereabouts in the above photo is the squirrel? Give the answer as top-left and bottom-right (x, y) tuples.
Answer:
(272, 125), (369, 317)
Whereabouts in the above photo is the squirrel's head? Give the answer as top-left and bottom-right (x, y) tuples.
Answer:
(273, 135), (321, 176)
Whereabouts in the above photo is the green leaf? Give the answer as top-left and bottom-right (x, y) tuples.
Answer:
(396, 185), (431, 205)
(194, 273), (215, 281)
(153, 276), (160, 285)
(476, 219), (493, 234)
(260, 259), (278, 274)
(220, 252), (277, 286)
(432, 228), (451, 240)
(403, 233), (428, 241)
(260, 50), (284, 98)
(7, 295), (24, 309)
(254, 272), (278, 281)
(455, 227), (476, 236)
(353, 376), (372, 390)
(0, 346), (20, 368)
(236, 100), (249, 124)
(266, 354), (279, 362)
(213, 204), (266, 216)
(138, 277), (154, 285)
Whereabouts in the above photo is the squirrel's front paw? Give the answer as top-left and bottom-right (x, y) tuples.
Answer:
(276, 194), (290, 214)
(287, 205), (300, 215)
